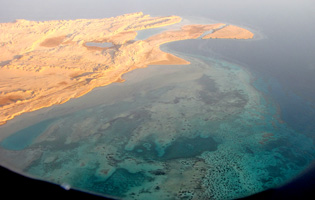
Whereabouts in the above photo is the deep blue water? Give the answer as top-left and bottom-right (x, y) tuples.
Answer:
(1, 53), (313, 199)
(165, 38), (315, 139)
(0, 0), (314, 199)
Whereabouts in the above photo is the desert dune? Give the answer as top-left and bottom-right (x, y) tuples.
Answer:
(0, 12), (254, 125)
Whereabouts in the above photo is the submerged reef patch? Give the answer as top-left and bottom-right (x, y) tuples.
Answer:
(0, 48), (313, 200)
(127, 135), (218, 161)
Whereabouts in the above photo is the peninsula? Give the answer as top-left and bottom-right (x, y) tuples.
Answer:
(0, 12), (253, 125)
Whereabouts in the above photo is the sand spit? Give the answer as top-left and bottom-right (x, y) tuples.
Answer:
(0, 12), (253, 125)
(202, 25), (254, 39)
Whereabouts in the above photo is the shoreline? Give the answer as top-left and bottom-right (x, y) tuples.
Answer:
(1, 33), (314, 200)
(0, 12), (254, 127)
(0, 50), (199, 140)
(0, 43), (258, 144)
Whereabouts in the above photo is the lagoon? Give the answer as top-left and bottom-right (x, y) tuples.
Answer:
(0, 0), (314, 199)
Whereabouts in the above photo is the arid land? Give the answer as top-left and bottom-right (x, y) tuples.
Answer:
(0, 12), (253, 125)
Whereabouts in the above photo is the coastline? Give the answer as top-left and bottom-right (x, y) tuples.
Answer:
(1, 35), (314, 200)
(0, 3), (314, 199)
(0, 48), (201, 141)
(0, 12), (254, 127)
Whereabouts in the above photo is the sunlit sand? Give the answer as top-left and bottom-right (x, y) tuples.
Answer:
(0, 12), (253, 125)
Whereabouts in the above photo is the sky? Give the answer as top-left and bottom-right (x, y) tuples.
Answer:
(0, 0), (314, 23)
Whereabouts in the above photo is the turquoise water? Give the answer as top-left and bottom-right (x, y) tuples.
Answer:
(0, 1), (314, 199)
(0, 119), (55, 150)
(136, 27), (167, 40)
(0, 50), (313, 199)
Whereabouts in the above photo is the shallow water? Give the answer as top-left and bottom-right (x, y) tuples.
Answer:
(0, 49), (313, 199)
(0, 1), (314, 199)
(0, 119), (56, 150)
(136, 27), (167, 40)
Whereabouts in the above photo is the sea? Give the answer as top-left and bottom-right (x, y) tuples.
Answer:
(0, 0), (314, 199)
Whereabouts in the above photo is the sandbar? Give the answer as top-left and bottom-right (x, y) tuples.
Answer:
(202, 25), (254, 39)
